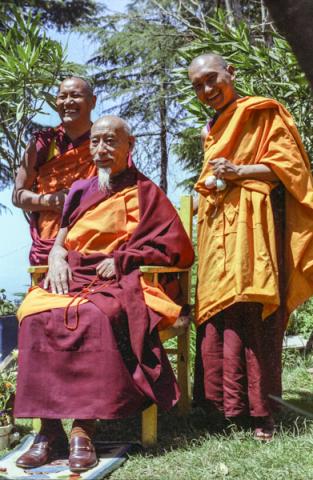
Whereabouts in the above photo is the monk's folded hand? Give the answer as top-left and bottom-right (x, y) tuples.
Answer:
(96, 258), (116, 279)
(172, 315), (191, 331)
(44, 189), (69, 212)
(209, 157), (240, 180)
(44, 258), (72, 295)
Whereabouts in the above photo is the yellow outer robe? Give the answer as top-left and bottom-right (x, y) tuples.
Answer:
(195, 96), (313, 326)
(18, 185), (182, 328)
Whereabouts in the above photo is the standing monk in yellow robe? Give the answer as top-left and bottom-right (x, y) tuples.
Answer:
(188, 53), (313, 439)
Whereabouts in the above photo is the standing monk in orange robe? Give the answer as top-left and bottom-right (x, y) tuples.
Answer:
(188, 53), (313, 439)
(12, 76), (97, 265)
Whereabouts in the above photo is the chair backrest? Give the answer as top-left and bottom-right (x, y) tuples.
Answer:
(178, 195), (193, 239)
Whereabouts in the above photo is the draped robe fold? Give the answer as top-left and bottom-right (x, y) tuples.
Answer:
(193, 96), (313, 416)
(15, 167), (194, 419)
(29, 126), (96, 265)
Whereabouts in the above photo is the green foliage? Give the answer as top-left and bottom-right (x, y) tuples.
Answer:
(287, 298), (313, 338)
(0, 363), (17, 425)
(0, 1), (100, 193)
(0, 8), (66, 189)
(174, 127), (203, 191)
(0, 0), (99, 32)
(174, 10), (313, 185)
(84, 0), (191, 191)
(0, 290), (17, 316)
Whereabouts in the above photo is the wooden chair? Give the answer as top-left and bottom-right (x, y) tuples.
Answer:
(28, 195), (193, 447)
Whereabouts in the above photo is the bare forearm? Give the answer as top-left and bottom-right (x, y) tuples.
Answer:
(236, 164), (278, 182)
(13, 189), (57, 212)
(48, 227), (69, 265)
(210, 158), (279, 182)
(12, 189), (67, 212)
(12, 139), (53, 212)
(13, 140), (67, 212)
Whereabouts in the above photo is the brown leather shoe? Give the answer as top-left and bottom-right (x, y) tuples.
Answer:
(16, 433), (69, 469)
(69, 436), (98, 472)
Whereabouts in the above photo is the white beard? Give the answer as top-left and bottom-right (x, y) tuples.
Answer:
(98, 166), (112, 192)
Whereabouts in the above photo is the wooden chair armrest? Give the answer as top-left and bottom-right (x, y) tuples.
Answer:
(28, 265), (49, 286)
(28, 265), (188, 279)
(28, 265), (49, 274)
(159, 326), (187, 342)
(140, 266), (189, 274)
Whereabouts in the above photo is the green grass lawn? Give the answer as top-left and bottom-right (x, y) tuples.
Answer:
(12, 351), (313, 479)
(104, 351), (313, 480)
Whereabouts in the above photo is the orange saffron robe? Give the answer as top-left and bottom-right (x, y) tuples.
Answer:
(195, 96), (313, 326)
(35, 138), (96, 240)
(18, 185), (181, 328)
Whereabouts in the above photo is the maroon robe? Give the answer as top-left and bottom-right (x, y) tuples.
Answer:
(29, 126), (92, 266)
(15, 167), (194, 419)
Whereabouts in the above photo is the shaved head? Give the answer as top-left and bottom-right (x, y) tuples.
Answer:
(90, 115), (135, 182)
(58, 76), (94, 98)
(91, 115), (131, 136)
(188, 53), (237, 111)
(56, 76), (96, 129)
(188, 53), (228, 76)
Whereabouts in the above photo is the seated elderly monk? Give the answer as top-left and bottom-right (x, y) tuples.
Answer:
(14, 115), (194, 473)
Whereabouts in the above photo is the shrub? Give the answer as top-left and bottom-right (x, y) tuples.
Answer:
(288, 298), (313, 339)
(0, 290), (17, 316)
(0, 363), (17, 426)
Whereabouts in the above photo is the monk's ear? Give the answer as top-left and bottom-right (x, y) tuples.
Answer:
(91, 95), (97, 109)
(128, 135), (135, 152)
(226, 64), (236, 81)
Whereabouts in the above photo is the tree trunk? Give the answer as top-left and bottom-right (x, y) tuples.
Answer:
(260, 0), (271, 46)
(264, 0), (313, 91)
(232, 0), (242, 19)
(224, 0), (234, 25)
(260, 0), (267, 34)
(159, 88), (168, 193)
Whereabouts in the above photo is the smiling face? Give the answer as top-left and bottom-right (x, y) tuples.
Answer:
(56, 78), (96, 127)
(188, 55), (238, 112)
(90, 117), (135, 176)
